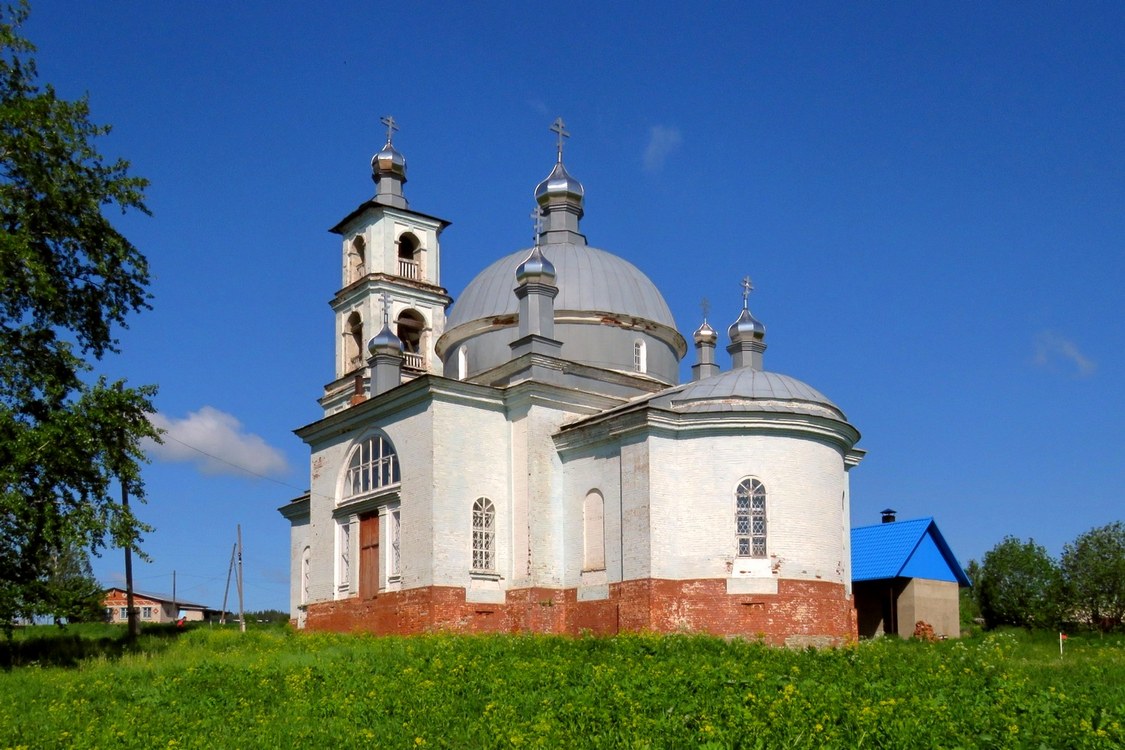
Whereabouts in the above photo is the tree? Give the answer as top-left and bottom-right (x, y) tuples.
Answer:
(34, 542), (106, 624)
(0, 2), (158, 630)
(975, 537), (1063, 630)
(1061, 521), (1125, 632)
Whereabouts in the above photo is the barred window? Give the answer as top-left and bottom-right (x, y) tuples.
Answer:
(472, 497), (495, 572)
(736, 478), (767, 557)
(337, 521), (351, 592)
(633, 340), (646, 373)
(343, 435), (400, 501)
(390, 509), (401, 578)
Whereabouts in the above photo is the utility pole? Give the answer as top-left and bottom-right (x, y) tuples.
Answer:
(221, 542), (236, 625)
(122, 480), (139, 643)
(236, 524), (246, 633)
(172, 570), (177, 621)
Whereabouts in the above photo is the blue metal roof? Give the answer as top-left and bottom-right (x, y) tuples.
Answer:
(851, 517), (970, 586)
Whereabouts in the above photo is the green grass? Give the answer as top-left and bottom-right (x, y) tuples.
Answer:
(1, 627), (1122, 748)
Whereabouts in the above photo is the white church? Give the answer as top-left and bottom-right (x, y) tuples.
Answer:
(279, 118), (865, 645)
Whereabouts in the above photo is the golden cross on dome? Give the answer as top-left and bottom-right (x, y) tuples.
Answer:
(550, 116), (569, 162)
(380, 114), (399, 144)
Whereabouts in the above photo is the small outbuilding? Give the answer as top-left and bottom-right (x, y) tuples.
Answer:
(103, 588), (221, 624)
(851, 513), (970, 639)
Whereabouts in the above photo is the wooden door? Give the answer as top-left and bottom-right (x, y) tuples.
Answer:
(359, 513), (380, 598)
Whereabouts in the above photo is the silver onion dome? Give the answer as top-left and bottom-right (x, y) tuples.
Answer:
(515, 245), (556, 284)
(534, 160), (584, 208)
(372, 142), (407, 181)
(727, 307), (765, 341)
(368, 324), (402, 354)
(693, 319), (718, 345)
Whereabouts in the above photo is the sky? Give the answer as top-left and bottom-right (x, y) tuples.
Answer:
(20, 2), (1124, 613)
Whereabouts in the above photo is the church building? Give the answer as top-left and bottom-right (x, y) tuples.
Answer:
(278, 118), (866, 645)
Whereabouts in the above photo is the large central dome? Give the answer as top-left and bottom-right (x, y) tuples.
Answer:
(437, 135), (686, 385)
(447, 242), (676, 330)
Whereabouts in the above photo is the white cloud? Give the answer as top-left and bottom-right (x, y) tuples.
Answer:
(643, 125), (682, 173)
(146, 406), (290, 478)
(1034, 330), (1096, 378)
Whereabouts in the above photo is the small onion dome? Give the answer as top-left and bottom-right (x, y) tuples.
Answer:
(371, 141), (407, 181)
(534, 160), (584, 209)
(727, 307), (765, 341)
(693, 319), (718, 345)
(515, 245), (556, 284)
(368, 324), (402, 354)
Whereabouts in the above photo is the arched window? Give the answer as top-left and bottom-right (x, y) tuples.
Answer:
(397, 232), (420, 279)
(344, 311), (363, 371)
(736, 479), (767, 557)
(348, 235), (366, 282)
(633, 339), (647, 373)
(342, 434), (400, 501)
(300, 546), (311, 605)
(397, 309), (426, 371)
(583, 490), (605, 571)
(472, 497), (495, 572)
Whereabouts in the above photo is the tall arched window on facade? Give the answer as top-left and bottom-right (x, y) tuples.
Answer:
(583, 490), (605, 571)
(342, 434), (400, 501)
(736, 478), (767, 557)
(398, 232), (420, 279)
(397, 309), (426, 370)
(345, 311), (363, 371)
(472, 497), (495, 572)
(633, 339), (647, 373)
(348, 235), (366, 283)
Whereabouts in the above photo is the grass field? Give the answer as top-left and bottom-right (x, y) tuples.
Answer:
(1, 625), (1122, 749)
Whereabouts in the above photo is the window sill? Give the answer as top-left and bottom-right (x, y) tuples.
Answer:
(469, 570), (501, 581)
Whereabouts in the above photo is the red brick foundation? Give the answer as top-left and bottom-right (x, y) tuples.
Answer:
(305, 578), (857, 644)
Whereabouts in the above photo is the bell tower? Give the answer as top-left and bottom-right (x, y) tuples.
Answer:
(322, 116), (452, 415)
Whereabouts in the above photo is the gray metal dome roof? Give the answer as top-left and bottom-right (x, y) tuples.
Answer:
(447, 242), (676, 329)
(668, 368), (844, 419)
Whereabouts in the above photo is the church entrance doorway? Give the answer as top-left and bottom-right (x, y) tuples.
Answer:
(359, 513), (380, 598)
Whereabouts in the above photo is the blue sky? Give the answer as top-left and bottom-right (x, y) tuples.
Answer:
(22, 2), (1124, 612)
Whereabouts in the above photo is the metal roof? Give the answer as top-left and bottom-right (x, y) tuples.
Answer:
(446, 242), (676, 329)
(851, 517), (970, 586)
(104, 587), (212, 610)
(668, 368), (844, 418)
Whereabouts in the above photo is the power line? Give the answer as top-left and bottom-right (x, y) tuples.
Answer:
(158, 432), (336, 502)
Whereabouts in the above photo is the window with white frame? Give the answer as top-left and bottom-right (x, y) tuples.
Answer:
(343, 434), (400, 501)
(119, 607), (127, 620)
(337, 521), (352, 592)
(736, 478), (767, 557)
(300, 546), (311, 605)
(389, 508), (401, 579)
(472, 497), (495, 572)
(633, 339), (646, 373)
